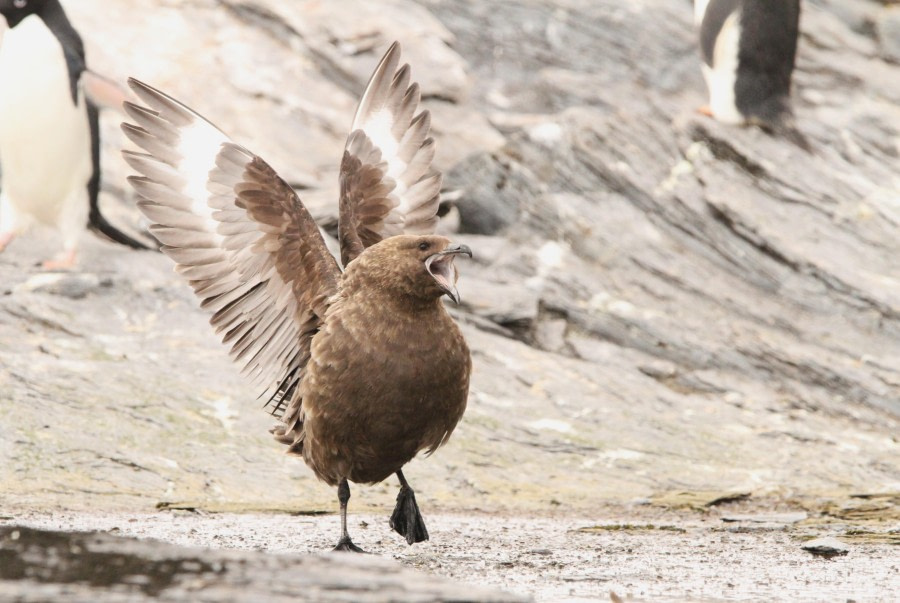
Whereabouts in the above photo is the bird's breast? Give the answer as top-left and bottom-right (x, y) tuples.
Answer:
(313, 299), (469, 397)
(0, 16), (77, 118)
(0, 15), (91, 215)
(300, 298), (470, 482)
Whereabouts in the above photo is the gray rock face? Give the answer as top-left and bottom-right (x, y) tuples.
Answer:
(876, 6), (900, 61)
(446, 151), (541, 234)
(0, 0), (898, 529)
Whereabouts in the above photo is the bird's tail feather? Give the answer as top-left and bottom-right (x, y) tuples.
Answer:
(748, 98), (812, 153)
(776, 119), (812, 153)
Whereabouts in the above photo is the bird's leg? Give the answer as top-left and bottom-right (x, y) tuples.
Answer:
(42, 248), (77, 270)
(697, 104), (714, 117)
(389, 469), (429, 545)
(0, 231), (14, 253)
(332, 478), (365, 553)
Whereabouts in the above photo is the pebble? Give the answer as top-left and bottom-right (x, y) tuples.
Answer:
(15, 273), (110, 300)
(801, 537), (850, 558)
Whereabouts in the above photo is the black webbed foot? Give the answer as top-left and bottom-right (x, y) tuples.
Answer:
(389, 483), (429, 545)
(333, 536), (366, 553)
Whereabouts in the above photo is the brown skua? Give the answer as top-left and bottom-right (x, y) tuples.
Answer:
(120, 42), (472, 552)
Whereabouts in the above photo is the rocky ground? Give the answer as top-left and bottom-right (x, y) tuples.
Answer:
(3, 507), (899, 602)
(1, 0), (898, 601)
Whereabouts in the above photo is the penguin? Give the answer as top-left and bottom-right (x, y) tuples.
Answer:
(0, 0), (149, 269)
(694, 0), (807, 147)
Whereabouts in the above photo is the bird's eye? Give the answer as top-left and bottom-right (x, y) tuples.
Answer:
(418, 241), (430, 251)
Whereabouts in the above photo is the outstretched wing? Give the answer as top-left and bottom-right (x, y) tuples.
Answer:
(121, 79), (341, 417)
(338, 41), (442, 267)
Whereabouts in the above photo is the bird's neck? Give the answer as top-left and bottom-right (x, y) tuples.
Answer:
(371, 286), (445, 316)
(337, 277), (448, 328)
(341, 265), (444, 314)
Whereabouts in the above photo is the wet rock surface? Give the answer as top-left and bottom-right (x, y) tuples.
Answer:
(1, 0), (899, 601)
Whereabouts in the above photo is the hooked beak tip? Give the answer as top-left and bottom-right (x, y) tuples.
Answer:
(443, 243), (473, 259)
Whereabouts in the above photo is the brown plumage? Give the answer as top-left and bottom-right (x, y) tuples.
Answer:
(121, 42), (471, 551)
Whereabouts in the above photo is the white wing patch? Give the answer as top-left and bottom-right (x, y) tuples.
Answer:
(177, 120), (229, 237)
(359, 109), (403, 178)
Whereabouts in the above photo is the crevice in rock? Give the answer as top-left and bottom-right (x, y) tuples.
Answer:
(705, 202), (799, 271)
(217, 1), (301, 47)
(689, 123), (768, 178)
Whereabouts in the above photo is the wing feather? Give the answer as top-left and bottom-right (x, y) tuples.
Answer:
(338, 41), (443, 267)
(121, 78), (340, 417)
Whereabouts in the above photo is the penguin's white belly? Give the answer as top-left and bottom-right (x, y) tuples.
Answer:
(693, 0), (710, 25)
(704, 12), (743, 124)
(0, 16), (91, 227)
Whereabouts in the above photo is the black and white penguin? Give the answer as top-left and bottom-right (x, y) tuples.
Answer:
(694, 0), (806, 145)
(0, 0), (149, 269)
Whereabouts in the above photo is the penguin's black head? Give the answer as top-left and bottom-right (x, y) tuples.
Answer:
(0, 0), (51, 28)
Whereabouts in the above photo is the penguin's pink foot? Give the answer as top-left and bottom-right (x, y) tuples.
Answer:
(42, 249), (77, 270)
(0, 231), (14, 253)
(697, 105), (714, 117)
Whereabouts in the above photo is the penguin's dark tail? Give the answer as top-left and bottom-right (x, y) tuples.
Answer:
(748, 98), (812, 153)
(768, 114), (812, 153)
(88, 206), (155, 250)
(782, 128), (812, 153)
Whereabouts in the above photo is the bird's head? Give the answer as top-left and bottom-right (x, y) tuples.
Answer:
(0, 0), (49, 27)
(348, 235), (473, 305)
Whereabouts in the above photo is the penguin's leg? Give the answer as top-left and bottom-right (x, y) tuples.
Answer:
(42, 248), (77, 270)
(42, 187), (87, 270)
(697, 65), (716, 118)
(0, 231), (14, 253)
